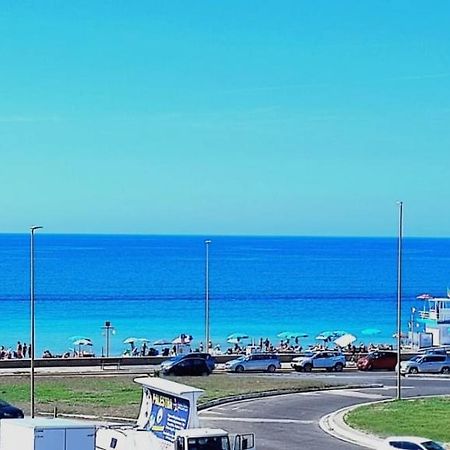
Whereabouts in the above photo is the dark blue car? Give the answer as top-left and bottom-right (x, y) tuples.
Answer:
(160, 352), (216, 374)
(0, 400), (24, 419)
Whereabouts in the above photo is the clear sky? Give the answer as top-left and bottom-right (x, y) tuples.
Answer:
(1, 1), (449, 236)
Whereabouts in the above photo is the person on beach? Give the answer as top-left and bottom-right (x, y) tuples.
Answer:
(141, 341), (147, 356)
(16, 342), (23, 359)
(23, 343), (28, 358)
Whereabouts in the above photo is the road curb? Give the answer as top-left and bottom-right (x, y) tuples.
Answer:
(320, 394), (450, 449)
(319, 401), (386, 449)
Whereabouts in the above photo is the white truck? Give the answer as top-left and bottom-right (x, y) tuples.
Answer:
(96, 376), (255, 450)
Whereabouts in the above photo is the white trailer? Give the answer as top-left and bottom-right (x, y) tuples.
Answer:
(0, 418), (96, 450)
(96, 376), (255, 450)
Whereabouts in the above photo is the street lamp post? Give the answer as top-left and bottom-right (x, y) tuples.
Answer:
(101, 321), (115, 357)
(396, 202), (403, 401)
(30, 225), (43, 418)
(204, 240), (212, 351)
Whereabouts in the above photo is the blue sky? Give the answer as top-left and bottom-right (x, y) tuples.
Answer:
(1, 1), (449, 236)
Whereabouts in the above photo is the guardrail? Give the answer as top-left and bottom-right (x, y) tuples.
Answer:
(0, 351), (420, 370)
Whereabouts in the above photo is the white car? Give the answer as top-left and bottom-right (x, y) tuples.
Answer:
(380, 436), (446, 449)
(400, 354), (450, 375)
(291, 350), (346, 372)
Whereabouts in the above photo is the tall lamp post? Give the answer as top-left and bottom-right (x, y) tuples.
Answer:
(30, 225), (43, 418)
(204, 240), (212, 351)
(101, 321), (115, 357)
(396, 202), (403, 401)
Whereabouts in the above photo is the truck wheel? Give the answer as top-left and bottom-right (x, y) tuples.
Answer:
(267, 364), (276, 373)
(303, 364), (312, 372)
(235, 365), (244, 373)
(441, 367), (450, 374)
(409, 367), (418, 374)
(334, 363), (344, 372)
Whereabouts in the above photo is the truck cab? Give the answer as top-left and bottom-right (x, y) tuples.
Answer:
(175, 428), (254, 450)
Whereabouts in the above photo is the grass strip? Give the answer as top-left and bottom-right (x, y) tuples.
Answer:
(345, 397), (450, 443)
(0, 374), (333, 419)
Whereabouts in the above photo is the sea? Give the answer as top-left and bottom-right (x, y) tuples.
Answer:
(0, 234), (449, 356)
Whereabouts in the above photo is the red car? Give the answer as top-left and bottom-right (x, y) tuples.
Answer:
(357, 351), (397, 371)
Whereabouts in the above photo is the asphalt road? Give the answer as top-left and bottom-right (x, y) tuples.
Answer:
(198, 371), (450, 450)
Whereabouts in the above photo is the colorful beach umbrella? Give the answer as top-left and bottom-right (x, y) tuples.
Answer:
(361, 328), (382, 336)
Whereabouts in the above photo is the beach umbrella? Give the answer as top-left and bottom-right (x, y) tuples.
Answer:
(361, 328), (382, 336)
(172, 334), (193, 344)
(72, 339), (92, 346)
(316, 331), (346, 341)
(153, 339), (172, 346)
(334, 333), (357, 348)
(69, 336), (91, 343)
(316, 331), (334, 341)
(227, 333), (249, 341)
(123, 337), (139, 344)
(277, 331), (308, 340)
(416, 293), (433, 299)
(331, 330), (348, 338)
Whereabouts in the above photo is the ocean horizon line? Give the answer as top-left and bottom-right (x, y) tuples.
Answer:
(1, 232), (450, 240)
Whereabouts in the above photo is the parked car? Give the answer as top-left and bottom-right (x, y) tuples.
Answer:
(0, 400), (24, 419)
(380, 436), (446, 449)
(420, 347), (448, 356)
(161, 357), (212, 376)
(357, 351), (397, 371)
(225, 353), (281, 373)
(160, 352), (216, 373)
(400, 354), (450, 375)
(291, 351), (346, 372)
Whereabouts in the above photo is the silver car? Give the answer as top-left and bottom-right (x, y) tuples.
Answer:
(225, 354), (281, 373)
(400, 354), (450, 375)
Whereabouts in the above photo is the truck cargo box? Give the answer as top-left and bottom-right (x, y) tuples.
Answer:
(0, 418), (96, 450)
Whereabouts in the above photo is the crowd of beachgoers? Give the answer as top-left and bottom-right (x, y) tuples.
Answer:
(0, 336), (395, 360)
(0, 341), (31, 359)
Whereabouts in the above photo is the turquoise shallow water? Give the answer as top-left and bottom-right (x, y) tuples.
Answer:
(0, 234), (449, 356)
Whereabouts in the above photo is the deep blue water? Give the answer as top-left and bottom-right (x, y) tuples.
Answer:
(0, 234), (449, 356)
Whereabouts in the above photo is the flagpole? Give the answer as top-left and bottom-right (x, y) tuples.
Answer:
(396, 201), (403, 401)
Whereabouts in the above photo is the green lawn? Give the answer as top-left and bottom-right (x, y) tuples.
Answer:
(345, 397), (450, 443)
(0, 374), (333, 419)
